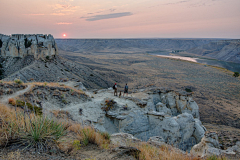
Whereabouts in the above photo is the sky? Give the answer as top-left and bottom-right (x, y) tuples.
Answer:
(0, 0), (240, 39)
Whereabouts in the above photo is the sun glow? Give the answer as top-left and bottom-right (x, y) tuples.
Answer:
(63, 34), (66, 37)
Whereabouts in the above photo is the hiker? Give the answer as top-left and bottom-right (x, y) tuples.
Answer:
(113, 83), (117, 96)
(123, 83), (128, 97)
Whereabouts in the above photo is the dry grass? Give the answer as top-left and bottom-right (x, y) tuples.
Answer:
(0, 103), (225, 159)
(8, 98), (16, 106)
(0, 103), (25, 146)
(29, 82), (86, 95)
(131, 142), (226, 160)
(68, 124), (110, 149)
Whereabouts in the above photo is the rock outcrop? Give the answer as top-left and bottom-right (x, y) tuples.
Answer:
(191, 132), (236, 157)
(0, 34), (58, 59)
(72, 88), (206, 151)
(103, 88), (206, 151)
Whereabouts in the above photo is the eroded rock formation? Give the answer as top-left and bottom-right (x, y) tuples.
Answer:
(0, 34), (58, 59)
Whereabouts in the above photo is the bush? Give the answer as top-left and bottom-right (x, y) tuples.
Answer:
(233, 72), (239, 77)
(46, 56), (50, 60)
(185, 88), (192, 92)
(14, 79), (23, 85)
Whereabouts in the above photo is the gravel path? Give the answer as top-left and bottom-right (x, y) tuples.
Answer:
(0, 84), (32, 104)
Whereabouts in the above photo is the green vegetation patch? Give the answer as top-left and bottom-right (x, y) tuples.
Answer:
(14, 79), (23, 85)
(23, 116), (67, 149)
(16, 100), (42, 115)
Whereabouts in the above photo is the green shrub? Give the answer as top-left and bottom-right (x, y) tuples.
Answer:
(233, 72), (239, 77)
(46, 56), (50, 60)
(14, 79), (23, 85)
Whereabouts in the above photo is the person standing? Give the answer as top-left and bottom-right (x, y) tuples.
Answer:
(123, 83), (128, 97)
(113, 83), (118, 96)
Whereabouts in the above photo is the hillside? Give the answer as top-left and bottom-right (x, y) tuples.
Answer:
(0, 56), (111, 89)
(188, 39), (240, 63)
(55, 39), (217, 53)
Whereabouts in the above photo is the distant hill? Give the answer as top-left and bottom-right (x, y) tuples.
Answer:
(187, 39), (240, 63)
(56, 39), (240, 63)
(55, 39), (216, 53)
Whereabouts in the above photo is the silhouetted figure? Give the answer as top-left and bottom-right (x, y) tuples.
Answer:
(123, 83), (128, 97)
(113, 83), (117, 96)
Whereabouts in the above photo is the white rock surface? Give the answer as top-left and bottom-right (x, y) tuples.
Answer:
(41, 87), (205, 151)
(0, 34), (58, 59)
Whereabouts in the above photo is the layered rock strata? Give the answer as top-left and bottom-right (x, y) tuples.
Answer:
(0, 34), (58, 59)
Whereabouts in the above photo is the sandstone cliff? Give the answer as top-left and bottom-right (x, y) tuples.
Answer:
(0, 34), (58, 59)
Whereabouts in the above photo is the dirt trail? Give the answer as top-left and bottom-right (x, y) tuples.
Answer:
(0, 84), (33, 104)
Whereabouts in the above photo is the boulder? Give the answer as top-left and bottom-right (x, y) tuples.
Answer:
(191, 132), (236, 157)
(110, 133), (142, 147)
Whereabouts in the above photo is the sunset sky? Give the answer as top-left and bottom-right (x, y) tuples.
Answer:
(0, 0), (240, 39)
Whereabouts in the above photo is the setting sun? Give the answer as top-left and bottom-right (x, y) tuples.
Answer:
(63, 34), (66, 37)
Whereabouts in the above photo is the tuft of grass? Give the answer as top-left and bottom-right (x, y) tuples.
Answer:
(22, 116), (67, 148)
(0, 104), (67, 149)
